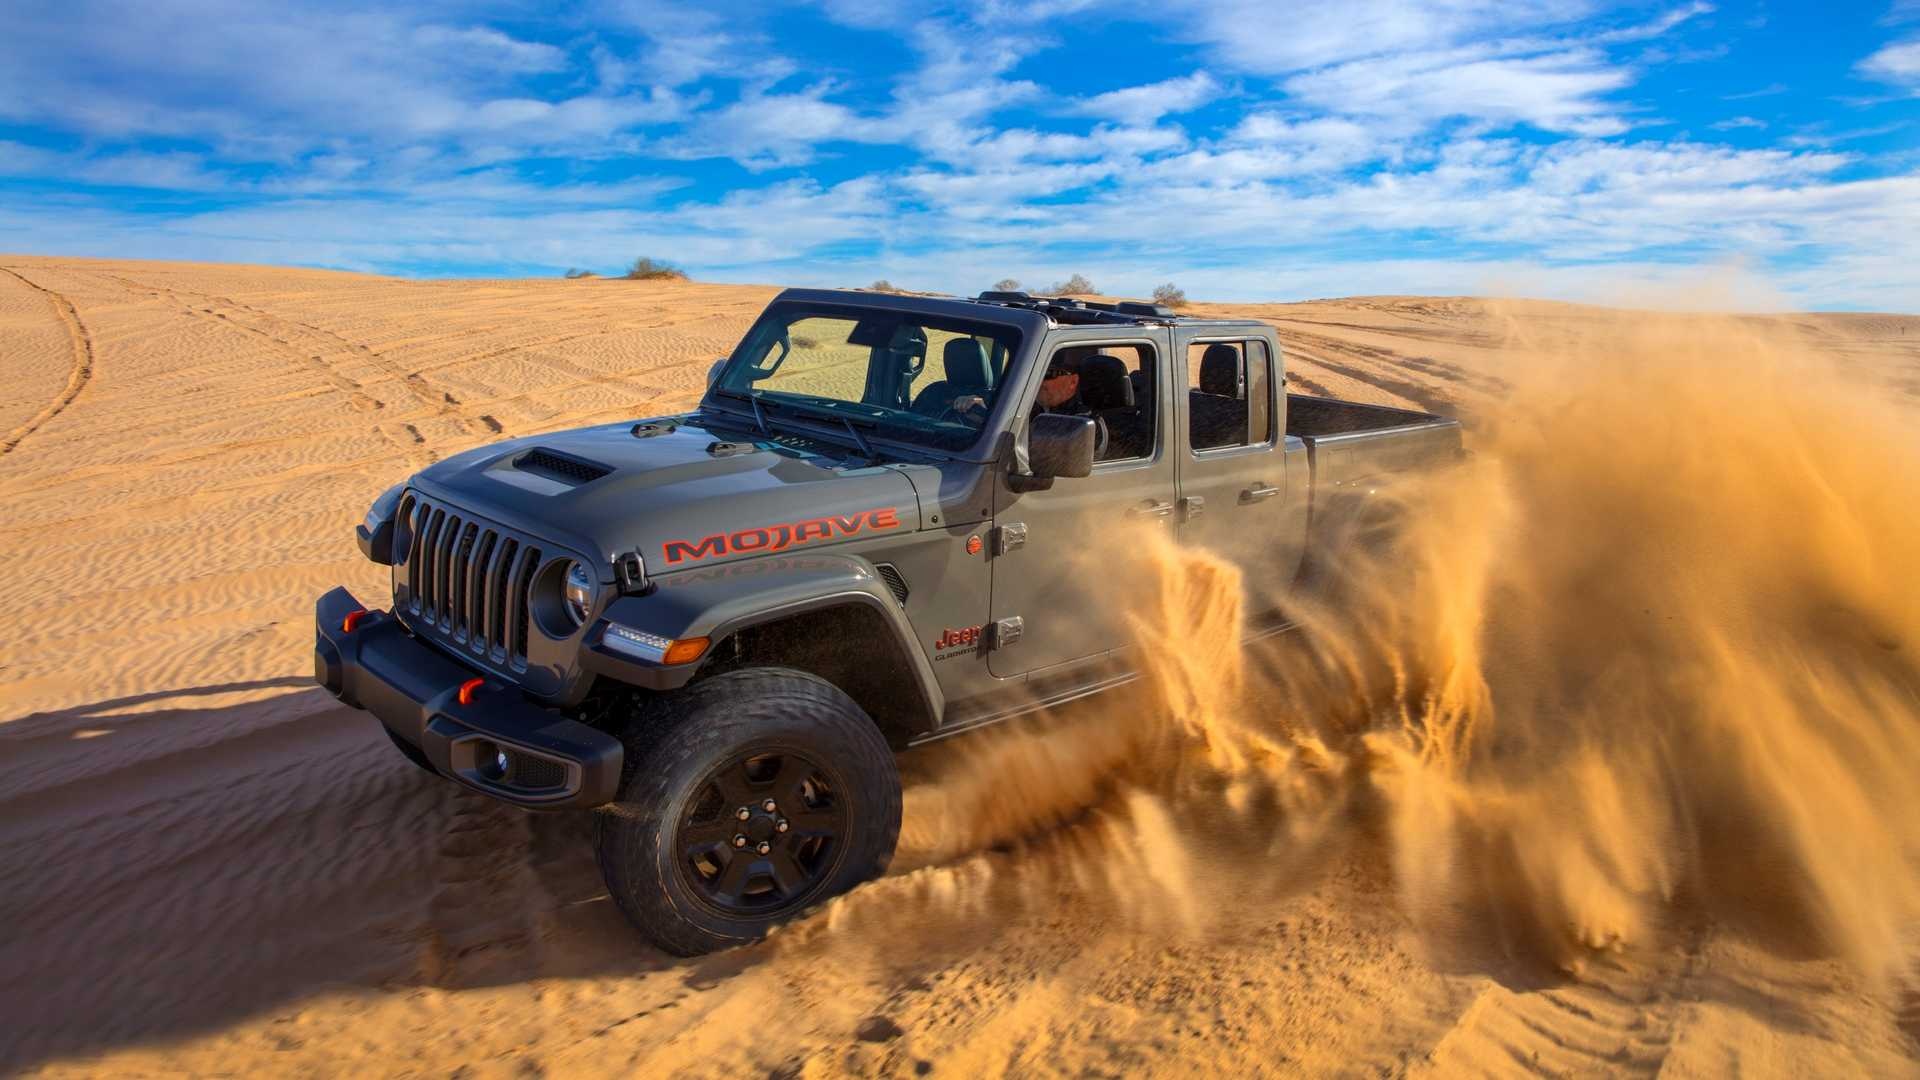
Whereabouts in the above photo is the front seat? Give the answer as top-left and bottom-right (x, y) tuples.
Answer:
(912, 338), (993, 415)
(1080, 354), (1147, 460)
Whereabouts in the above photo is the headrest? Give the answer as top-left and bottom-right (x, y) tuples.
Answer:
(1200, 343), (1241, 397)
(1079, 354), (1134, 410)
(942, 338), (992, 389)
(1045, 346), (1093, 378)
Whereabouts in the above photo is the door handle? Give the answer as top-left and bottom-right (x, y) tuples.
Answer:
(1128, 500), (1175, 519)
(1239, 483), (1282, 504)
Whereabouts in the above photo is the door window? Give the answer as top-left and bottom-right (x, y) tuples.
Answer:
(1186, 340), (1273, 451)
(1042, 343), (1157, 463)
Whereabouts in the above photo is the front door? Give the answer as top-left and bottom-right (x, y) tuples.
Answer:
(988, 331), (1175, 677)
(1172, 331), (1306, 611)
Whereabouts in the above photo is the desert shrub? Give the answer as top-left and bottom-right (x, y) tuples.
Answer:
(563, 268), (596, 279)
(1152, 283), (1188, 308)
(1047, 273), (1095, 295)
(624, 257), (688, 281)
(869, 280), (898, 293)
(992, 278), (1021, 292)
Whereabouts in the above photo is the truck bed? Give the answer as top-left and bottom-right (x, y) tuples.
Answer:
(1286, 393), (1463, 491)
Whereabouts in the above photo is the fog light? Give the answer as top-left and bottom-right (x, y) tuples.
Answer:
(476, 740), (507, 780)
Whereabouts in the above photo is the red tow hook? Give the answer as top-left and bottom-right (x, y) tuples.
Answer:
(457, 677), (485, 706)
(341, 609), (370, 633)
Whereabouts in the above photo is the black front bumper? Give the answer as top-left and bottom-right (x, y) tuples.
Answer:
(315, 587), (623, 809)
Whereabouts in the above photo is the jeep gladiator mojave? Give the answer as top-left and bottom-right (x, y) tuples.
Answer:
(315, 288), (1462, 955)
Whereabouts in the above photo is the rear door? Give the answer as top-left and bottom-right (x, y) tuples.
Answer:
(1172, 330), (1308, 609)
(988, 330), (1175, 677)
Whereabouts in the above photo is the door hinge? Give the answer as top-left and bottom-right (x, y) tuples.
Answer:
(992, 522), (1027, 555)
(991, 616), (1024, 650)
(1179, 495), (1205, 522)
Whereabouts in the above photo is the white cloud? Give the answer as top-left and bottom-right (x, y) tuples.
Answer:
(0, 1), (685, 158)
(663, 89), (877, 167)
(1155, 0), (1598, 75)
(1859, 37), (1920, 91)
(1284, 46), (1633, 135)
(1070, 73), (1223, 126)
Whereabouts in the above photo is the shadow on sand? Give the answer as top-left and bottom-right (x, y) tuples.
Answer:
(0, 681), (754, 1071)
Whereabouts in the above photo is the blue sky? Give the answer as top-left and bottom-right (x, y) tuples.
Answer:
(3, 1), (1918, 309)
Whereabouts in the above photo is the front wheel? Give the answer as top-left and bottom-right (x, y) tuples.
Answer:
(594, 667), (902, 956)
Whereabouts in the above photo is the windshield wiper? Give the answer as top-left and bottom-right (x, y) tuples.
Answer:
(834, 415), (877, 463)
(772, 401), (883, 464)
(746, 391), (771, 437)
(714, 387), (777, 437)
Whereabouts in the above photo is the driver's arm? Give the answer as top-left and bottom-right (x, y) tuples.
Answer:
(951, 393), (990, 421)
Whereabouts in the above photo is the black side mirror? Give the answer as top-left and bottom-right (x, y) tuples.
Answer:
(1025, 413), (1096, 480)
(705, 359), (726, 387)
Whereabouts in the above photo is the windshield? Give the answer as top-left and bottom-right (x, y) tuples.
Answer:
(714, 303), (1022, 452)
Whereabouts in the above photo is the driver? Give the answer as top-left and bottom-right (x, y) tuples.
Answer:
(1030, 349), (1090, 417)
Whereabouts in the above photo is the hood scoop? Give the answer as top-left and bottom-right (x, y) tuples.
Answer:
(515, 447), (612, 485)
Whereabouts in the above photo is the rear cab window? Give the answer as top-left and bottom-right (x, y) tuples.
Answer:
(1185, 338), (1274, 452)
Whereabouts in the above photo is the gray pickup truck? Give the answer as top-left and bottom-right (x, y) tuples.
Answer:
(315, 288), (1461, 954)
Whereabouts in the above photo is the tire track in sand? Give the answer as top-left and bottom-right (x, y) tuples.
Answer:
(92, 271), (389, 415)
(87, 270), (438, 469)
(1900, 988), (1919, 1054)
(415, 789), (552, 986)
(1411, 944), (1698, 1078)
(0, 266), (95, 455)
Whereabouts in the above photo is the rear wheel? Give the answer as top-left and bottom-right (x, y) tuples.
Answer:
(594, 667), (901, 955)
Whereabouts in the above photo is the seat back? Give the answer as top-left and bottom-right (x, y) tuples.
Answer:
(911, 337), (994, 414)
(1199, 343), (1241, 398)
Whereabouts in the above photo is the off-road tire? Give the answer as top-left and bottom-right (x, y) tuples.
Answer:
(594, 667), (901, 956)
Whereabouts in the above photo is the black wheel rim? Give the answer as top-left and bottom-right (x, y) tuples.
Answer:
(675, 749), (847, 917)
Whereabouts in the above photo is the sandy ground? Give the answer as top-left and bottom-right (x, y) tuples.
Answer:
(1, 256), (1917, 1078)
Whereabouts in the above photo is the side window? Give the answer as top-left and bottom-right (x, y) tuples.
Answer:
(1041, 343), (1158, 463)
(1187, 339), (1274, 451)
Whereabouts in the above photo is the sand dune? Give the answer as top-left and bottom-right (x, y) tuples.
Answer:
(1, 256), (1916, 1077)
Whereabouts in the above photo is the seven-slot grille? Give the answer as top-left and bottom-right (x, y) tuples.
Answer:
(398, 494), (543, 669)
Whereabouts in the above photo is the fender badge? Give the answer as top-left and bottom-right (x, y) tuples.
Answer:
(965, 534), (983, 556)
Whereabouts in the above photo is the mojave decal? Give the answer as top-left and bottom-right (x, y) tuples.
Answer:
(661, 507), (903, 565)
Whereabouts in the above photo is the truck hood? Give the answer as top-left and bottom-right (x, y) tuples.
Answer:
(406, 414), (925, 577)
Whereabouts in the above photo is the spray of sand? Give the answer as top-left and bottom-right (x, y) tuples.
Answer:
(845, 304), (1920, 990)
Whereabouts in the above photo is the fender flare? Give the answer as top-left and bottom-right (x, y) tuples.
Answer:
(579, 552), (944, 730)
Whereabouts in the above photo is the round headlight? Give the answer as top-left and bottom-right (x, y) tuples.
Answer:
(563, 561), (594, 626)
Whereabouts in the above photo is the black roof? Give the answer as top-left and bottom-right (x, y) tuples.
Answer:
(771, 287), (1264, 330)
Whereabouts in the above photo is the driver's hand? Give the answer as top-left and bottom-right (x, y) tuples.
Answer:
(952, 394), (988, 419)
